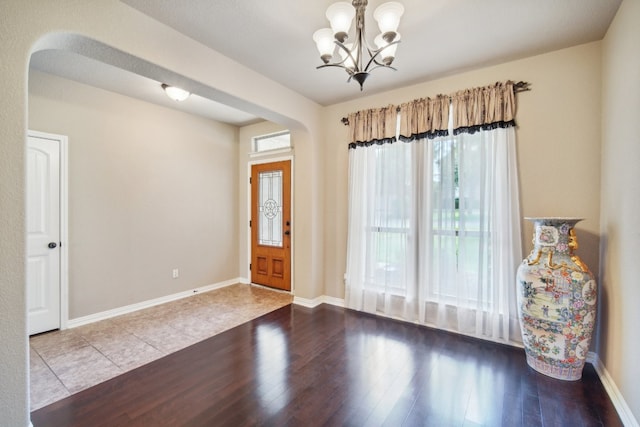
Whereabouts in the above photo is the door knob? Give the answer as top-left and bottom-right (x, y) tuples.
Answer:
(284, 231), (290, 236)
(48, 242), (57, 249)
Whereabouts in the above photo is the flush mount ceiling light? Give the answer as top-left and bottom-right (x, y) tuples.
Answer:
(161, 83), (190, 102)
(313, 0), (404, 90)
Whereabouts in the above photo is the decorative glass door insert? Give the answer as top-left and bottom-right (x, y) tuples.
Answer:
(258, 170), (283, 247)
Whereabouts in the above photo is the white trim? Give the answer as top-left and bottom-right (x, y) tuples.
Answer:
(247, 156), (295, 295)
(250, 282), (293, 296)
(293, 295), (345, 308)
(250, 130), (291, 156)
(248, 155), (295, 165)
(249, 147), (293, 158)
(589, 352), (639, 427)
(292, 294), (519, 349)
(292, 296), (319, 308)
(28, 130), (69, 331)
(322, 296), (346, 307)
(66, 278), (241, 329)
(59, 134), (69, 330)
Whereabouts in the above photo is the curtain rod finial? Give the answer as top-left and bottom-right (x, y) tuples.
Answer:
(514, 81), (531, 92)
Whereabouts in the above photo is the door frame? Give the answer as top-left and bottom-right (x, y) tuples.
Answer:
(247, 155), (294, 294)
(28, 130), (69, 331)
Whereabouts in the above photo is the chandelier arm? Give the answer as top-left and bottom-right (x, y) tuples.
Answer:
(335, 41), (362, 73)
(363, 40), (401, 72)
(316, 63), (356, 76)
(366, 64), (398, 73)
(369, 57), (397, 68)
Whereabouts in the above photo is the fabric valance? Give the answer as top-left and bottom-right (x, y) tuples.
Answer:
(452, 81), (516, 135)
(398, 94), (450, 142)
(347, 105), (397, 149)
(346, 80), (521, 147)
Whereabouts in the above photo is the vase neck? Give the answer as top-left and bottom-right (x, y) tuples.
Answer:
(532, 220), (578, 255)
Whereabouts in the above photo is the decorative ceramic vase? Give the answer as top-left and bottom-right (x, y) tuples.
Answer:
(516, 218), (597, 381)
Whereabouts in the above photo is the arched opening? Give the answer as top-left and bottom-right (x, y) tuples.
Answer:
(26, 31), (321, 411)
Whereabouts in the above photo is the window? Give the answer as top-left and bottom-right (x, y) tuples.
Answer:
(252, 131), (291, 153)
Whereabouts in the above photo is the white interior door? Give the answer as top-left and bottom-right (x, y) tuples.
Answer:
(27, 134), (61, 335)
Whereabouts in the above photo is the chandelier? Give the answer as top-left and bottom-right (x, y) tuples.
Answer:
(313, 0), (404, 90)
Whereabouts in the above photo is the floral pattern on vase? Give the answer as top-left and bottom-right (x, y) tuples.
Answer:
(516, 217), (597, 381)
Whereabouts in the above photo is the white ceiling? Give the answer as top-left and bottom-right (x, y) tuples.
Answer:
(30, 0), (622, 126)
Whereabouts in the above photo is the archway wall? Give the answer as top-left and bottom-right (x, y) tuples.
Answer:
(0, 1), (323, 425)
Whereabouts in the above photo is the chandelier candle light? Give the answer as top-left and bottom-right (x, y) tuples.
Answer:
(313, 0), (404, 90)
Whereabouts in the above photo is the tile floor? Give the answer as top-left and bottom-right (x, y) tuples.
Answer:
(29, 283), (293, 411)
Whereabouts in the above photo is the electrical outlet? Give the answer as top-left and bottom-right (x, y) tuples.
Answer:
(172, 268), (179, 279)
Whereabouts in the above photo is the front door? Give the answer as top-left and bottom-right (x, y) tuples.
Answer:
(251, 161), (291, 291)
(27, 133), (61, 335)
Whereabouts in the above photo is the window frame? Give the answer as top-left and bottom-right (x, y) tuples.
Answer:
(251, 131), (291, 154)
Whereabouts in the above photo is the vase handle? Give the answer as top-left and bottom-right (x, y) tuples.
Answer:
(568, 229), (579, 251)
(527, 249), (542, 266)
(571, 255), (591, 273)
(547, 251), (563, 269)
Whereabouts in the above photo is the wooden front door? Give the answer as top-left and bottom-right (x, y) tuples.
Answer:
(251, 161), (291, 291)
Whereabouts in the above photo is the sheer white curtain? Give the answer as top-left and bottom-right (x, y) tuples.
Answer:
(345, 84), (522, 344)
(418, 127), (522, 342)
(346, 140), (422, 320)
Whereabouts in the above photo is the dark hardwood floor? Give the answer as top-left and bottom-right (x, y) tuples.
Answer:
(31, 304), (622, 426)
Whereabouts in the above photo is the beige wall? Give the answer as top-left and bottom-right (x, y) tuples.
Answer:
(323, 42), (603, 302)
(237, 122), (326, 299)
(601, 0), (640, 421)
(0, 2), (322, 424)
(29, 71), (240, 319)
(237, 121), (290, 282)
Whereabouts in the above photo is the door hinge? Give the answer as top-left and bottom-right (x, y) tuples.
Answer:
(249, 263), (252, 271)
(249, 177), (252, 184)
(249, 220), (252, 228)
